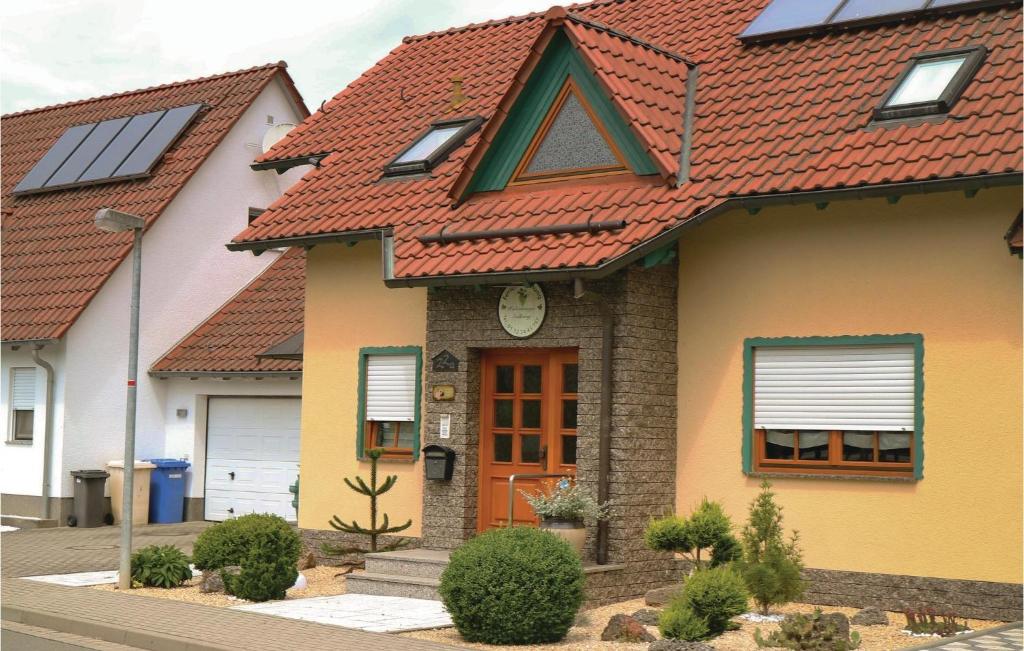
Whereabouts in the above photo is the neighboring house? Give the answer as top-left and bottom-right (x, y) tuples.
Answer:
(150, 248), (304, 521)
(231, 0), (1022, 619)
(1, 63), (309, 525)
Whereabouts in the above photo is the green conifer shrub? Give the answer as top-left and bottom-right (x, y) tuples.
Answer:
(439, 527), (584, 645)
(644, 498), (741, 571)
(738, 480), (805, 615)
(679, 566), (751, 635)
(659, 602), (711, 641)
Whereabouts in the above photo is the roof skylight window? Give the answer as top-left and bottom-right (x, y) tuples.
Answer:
(875, 47), (986, 121)
(383, 116), (483, 177)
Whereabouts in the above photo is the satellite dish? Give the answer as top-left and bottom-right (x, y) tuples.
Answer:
(261, 122), (296, 154)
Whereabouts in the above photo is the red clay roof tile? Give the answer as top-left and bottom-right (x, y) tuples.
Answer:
(150, 248), (304, 374)
(2, 63), (305, 342)
(233, 0), (1023, 282)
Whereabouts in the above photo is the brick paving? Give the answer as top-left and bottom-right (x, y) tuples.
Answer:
(1, 527), (459, 650)
(909, 624), (1023, 651)
(1, 521), (210, 578)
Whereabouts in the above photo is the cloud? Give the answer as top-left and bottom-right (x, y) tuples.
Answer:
(1, 0), (556, 114)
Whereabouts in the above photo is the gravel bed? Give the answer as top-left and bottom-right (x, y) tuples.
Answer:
(92, 566), (354, 607)
(401, 599), (1004, 651)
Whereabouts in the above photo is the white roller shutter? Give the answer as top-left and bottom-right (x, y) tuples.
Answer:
(365, 355), (417, 422)
(11, 368), (36, 410)
(753, 345), (915, 432)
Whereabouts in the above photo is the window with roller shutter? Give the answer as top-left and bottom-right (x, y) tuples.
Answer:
(9, 367), (36, 443)
(357, 347), (422, 459)
(742, 335), (923, 479)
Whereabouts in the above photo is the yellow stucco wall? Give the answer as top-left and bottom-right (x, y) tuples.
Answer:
(676, 187), (1022, 584)
(298, 242), (427, 535)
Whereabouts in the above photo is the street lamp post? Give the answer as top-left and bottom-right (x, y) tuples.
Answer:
(95, 208), (145, 591)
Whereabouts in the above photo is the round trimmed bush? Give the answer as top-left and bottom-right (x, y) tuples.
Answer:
(680, 566), (750, 634)
(439, 526), (585, 644)
(191, 513), (301, 602)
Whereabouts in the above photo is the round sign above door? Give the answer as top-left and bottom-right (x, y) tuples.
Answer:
(498, 284), (546, 338)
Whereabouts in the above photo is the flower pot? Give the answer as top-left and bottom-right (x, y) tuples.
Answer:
(539, 518), (586, 555)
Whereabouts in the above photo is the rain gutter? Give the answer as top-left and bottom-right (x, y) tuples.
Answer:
(418, 218), (626, 245)
(30, 345), (55, 520)
(149, 371), (302, 379)
(250, 153), (329, 173)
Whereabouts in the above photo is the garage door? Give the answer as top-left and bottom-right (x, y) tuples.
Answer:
(204, 397), (301, 522)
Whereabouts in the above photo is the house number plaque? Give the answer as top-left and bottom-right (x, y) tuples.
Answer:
(498, 284), (546, 338)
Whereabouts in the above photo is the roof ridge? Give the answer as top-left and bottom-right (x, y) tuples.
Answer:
(401, 0), (625, 43)
(2, 61), (287, 119)
(565, 12), (696, 67)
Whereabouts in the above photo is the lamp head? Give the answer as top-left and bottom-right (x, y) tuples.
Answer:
(94, 208), (144, 233)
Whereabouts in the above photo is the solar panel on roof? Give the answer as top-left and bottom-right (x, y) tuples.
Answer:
(78, 111), (163, 183)
(740, 0), (1015, 42)
(11, 124), (95, 194)
(11, 103), (203, 195)
(44, 116), (131, 188)
(113, 104), (203, 178)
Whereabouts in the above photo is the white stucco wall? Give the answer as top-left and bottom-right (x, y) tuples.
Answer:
(0, 343), (66, 498)
(50, 78), (308, 498)
(160, 377), (302, 499)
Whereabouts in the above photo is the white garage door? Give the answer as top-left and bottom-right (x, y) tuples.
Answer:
(205, 397), (301, 522)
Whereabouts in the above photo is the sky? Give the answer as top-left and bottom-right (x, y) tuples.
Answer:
(1, 0), (558, 115)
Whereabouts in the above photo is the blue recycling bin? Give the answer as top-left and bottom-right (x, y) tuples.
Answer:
(147, 459), (190, 523)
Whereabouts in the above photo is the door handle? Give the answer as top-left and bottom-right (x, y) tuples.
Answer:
(228, 471), (235, 480)
(227, 507), (234, 514)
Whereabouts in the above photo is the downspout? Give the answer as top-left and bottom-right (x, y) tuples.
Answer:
(573, 278), (612, 565)
(31, 345), (55, 520)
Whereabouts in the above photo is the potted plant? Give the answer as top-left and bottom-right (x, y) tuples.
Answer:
(520, 478), (610, 555)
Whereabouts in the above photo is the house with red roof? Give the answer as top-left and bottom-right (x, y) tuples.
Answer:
(1, 63), (310, 526)
(232, 0), (1021, 617)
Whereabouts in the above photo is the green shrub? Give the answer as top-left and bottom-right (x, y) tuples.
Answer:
(439, 527), (584, 644)
(191, 514), (301, 602)
(130, 545), (192, 588)
(680, 566), (750, 635)
(660, 602), (710, 641)
(903, 605), (969, 637)
(645, 499), (739, 570)
(192, 514), (300, 570)
(754, 610), (861, 650)
(738, 481), (805, 614)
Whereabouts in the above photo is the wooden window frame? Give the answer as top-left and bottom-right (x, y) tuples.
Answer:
(742, 334), (925, 480)
(356, 346), (423, 461)
(509, 78), (631, 186)
(754, 429), (913, 477)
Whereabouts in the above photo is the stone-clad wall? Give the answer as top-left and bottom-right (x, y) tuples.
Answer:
(420, 261), (680, 600)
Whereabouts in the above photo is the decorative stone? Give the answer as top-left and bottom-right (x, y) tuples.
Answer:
(297, 551), (317, 570)
(851, 606), (889, 626)
(819, 612), (851, 640)
(632, 608), (662, 626)
(645, 585), (682, 607)
(648, 640), (715, 651)
(292, 572), (307, 590)
(601, 614), (656, 643)
(199, 570), (224, 593)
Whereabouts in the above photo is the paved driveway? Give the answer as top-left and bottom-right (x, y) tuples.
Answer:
(1, 521), (210, 578)
(908, 624), (1023, 651)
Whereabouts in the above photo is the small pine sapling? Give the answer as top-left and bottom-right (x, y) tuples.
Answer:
(322, 448), (412, 557)
(739, 480), (805, 615)
(645, 498), (740, 571)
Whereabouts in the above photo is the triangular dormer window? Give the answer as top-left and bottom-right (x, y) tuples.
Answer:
(510, 79), (628, 185)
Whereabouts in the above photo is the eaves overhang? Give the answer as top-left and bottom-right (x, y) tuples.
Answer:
(149, 370), (302, 379)
(227, 228), (386, 253)
(250, 152), (330, 173)
(385, 171), (1023, 288)
(2, 338), (62, 348)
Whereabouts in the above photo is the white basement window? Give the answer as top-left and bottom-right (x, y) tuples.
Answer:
(361, 350), (421, 458)
(747, 339), (921, 477)
(875, 46), (986, 121)
(9, 367), (36, 443)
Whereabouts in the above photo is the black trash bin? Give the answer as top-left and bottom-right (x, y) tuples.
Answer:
(69, 469), (112, 528)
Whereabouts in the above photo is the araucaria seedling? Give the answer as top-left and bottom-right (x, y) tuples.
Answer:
(323, 448), (412, 557)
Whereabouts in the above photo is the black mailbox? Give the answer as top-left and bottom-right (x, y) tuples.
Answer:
(423, 444), (456, 481)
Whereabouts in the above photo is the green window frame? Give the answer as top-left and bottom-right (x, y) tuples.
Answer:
(356, 346), (423, 461)
(742, 334), (924, 480)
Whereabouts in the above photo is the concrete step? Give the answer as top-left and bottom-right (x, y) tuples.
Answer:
(345, 572), (441, 601)
(363, 549), (451, 580)
(1, 515), (58, 529)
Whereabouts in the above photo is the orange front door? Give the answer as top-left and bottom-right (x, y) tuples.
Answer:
(478, 349), (579, 530)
